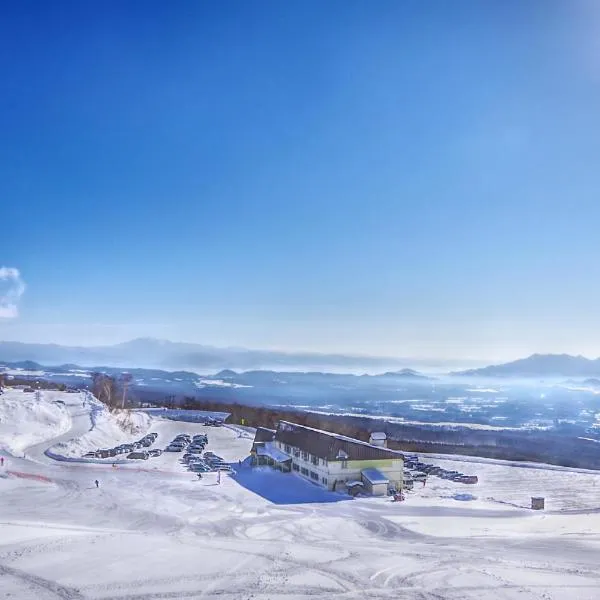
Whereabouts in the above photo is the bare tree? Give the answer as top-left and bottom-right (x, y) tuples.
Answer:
(91, 372), (119, 409)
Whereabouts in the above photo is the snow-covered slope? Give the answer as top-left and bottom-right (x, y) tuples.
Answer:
(1, 389), (600, 599)
(0, 388), (71, 455)
(48, 396), (151, 459)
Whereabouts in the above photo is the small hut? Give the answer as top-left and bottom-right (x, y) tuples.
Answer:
(531, 496), (545, 510)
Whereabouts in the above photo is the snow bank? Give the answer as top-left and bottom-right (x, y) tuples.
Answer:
(49, 404), (152, 459)
(0, 389), (71, 455)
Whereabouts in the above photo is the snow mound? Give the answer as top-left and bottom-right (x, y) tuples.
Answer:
(49, 402), (152, 459)
(0, 389), (71, 455)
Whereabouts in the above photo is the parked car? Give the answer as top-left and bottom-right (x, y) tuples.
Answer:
(188, 463), (210, 472)
(148, 449), (162, 457)
(83, 451), (98, 458)
(127, 451), (149, 460)
(165, 444), (184, 452)
(457, 475), (478, 484)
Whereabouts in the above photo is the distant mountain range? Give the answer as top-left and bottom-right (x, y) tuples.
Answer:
(454, 354), (600, 378)
(0, 338), (447, 374)
(0, 360), (434, 392)
(3, 338), (599, 379)
(0, 338), (405, 372)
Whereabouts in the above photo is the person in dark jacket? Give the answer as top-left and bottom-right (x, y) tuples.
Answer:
(95, 479), (99, 488)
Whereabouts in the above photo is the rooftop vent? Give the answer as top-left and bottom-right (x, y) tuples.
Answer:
(369, 432), (387, 447)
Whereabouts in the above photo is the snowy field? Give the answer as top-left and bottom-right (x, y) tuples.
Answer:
(1, 389), (600, 599)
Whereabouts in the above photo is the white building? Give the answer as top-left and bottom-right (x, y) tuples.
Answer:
(251, 421), (404, 495)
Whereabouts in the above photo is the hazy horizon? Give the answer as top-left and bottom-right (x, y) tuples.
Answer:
(1, 334), (600, 369)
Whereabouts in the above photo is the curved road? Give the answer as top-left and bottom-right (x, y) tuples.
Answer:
(25, 393), (95, 464)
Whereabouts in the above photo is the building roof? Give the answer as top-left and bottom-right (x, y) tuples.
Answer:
(251, 427), (276, 452)
(361, 468), (389, 485)
(257, 442), (292, 463)
(254, 427), (276, 443)
(275, 421), (404, 462)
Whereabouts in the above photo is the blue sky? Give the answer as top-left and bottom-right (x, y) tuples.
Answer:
(2, 1), (600, 360)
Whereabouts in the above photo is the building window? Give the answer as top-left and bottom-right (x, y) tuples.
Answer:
(293, 449), (300, 458)
(322, 477), (328, 486)
(321, 458), (328, 466)
(341, 460), (348, 469)
(300, 467), (309, 476)
(301, 451), (309, 461)
(292, 463), (299, 472)
(284, 444), (291, 454)
(311, 455), (319, 466)
(310, 471), (319, 481)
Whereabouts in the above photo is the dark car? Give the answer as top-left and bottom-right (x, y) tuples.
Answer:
(148, 449), (162, 457)
(165, 444), (184, 452)
(127, 451), (149, 460)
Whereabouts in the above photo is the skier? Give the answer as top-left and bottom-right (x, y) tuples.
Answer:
(197, 472), (202, 480)
(1, 456), (4, 467)
(95, 479), (99, 488)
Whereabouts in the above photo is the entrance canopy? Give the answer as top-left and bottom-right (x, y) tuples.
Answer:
(257, 444), (292, 464)
(361, 468), (389, 485)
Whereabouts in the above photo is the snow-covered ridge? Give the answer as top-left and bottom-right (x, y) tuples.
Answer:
(0, 388), (72, 455)
(0, 387), (151, 461)
(47, 395), (152, 460)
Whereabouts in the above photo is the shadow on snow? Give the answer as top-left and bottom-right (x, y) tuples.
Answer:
(231, 465), (352, 505)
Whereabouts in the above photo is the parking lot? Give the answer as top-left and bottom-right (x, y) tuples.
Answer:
(80, 417), (231, 465)
(82, 431), (162, 461)
(164, 429), (238, 477)
(403, 454), (479, 489)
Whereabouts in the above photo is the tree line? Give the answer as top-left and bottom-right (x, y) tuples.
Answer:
(90, 372), (133, 411)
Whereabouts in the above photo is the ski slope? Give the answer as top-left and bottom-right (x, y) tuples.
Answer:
(1, 389), (600, 599)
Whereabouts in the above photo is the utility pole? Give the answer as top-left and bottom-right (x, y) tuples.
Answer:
(121, 373), (132, 409)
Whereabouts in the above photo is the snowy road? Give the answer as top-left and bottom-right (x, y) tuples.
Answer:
(2, 390), (600, 599)
(25, 397), (92, 464)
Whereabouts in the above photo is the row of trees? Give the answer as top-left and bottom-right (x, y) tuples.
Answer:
(178, 396), (373, 441)
(2, 375), (68, 391)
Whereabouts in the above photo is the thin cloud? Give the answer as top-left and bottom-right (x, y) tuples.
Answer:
(0, 267), (26, 318)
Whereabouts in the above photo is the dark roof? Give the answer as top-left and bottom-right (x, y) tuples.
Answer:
(251, 427), (276, 452)
(275, 421), (404, 462)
